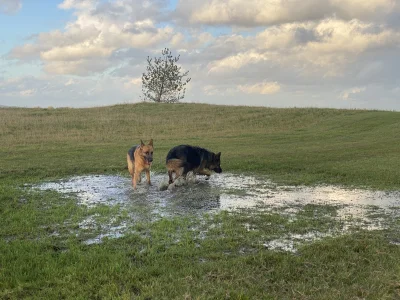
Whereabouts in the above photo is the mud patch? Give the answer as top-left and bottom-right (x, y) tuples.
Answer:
(34, 173), (400, 249)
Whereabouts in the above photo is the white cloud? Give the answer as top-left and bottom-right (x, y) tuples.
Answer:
(11, 1), (398, 80)
(203, 85), (236, 96)
(204, 19), (400, 78)
(340, 87), (366, 100)
(0, 0), (22, 14)
(183, 0), (328, 26)
(20, 89), (36, 97)
(8, 1), (176, 75)
(207, 51), (268, 74)
(239, 82), (281, 95)
(65, 79), (75, 86)
(130, 77), (142, 85)
(40, 44), (114, 61)
(176, 0), (396, 27)
(307, 19), (399, 54)
(203, 82), (281, 96)
(170, 32), (214, 51)
(43, 59), (113, 76)
(124, 77), (142, 89)
(58, 0), (96, 11)
(331, 0), (395, 19)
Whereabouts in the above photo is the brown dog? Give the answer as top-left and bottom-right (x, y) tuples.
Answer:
(127, 139), (154, 189)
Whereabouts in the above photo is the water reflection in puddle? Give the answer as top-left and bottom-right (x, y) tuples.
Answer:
(35, 173), (400, 248)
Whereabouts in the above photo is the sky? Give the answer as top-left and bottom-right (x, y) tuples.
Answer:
(1, 0), (400, 110)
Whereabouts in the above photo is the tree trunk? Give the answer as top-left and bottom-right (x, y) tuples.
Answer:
(157, 80), (164, 102)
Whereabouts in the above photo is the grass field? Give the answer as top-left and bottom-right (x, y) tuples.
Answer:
(1, 103), (400, 299)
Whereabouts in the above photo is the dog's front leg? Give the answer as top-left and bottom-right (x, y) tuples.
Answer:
(168, 170), (174, 184)
(198, 169), (212, 180)
(133, 171), (141, 189)
(145, 169), (152, 185)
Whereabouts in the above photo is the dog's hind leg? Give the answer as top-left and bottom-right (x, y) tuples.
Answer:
(175, 166), (186, 181)
(169, 167), (185, 183)
(166, 159), (184, 184)
(171, 162), (190, 183)
(181, 163), (194, 180)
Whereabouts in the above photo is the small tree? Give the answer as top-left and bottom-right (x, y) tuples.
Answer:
(141, 48), (191, 103)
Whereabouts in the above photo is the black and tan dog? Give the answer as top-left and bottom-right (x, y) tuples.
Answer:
(127, 139), (153, 189)
(166, 145), (222, 184)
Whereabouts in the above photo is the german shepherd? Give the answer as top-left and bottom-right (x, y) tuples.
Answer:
(127, 139), (153, 189)
(166, 145), (222, 184)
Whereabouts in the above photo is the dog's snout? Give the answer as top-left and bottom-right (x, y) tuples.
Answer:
(148, 157), (153, 162)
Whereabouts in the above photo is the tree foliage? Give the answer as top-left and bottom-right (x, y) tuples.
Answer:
(141, 48), (191, 103)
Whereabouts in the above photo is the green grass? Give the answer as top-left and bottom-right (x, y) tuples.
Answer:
(1, 103), (400, 299)
(1, 103), (399, 189)
(1, 205), (400, 299)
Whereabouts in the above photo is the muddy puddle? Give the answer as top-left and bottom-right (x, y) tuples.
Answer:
(34, 173), (400, 249)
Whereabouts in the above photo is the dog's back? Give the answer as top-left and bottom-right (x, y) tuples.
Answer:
(127, 145), (139, 161)
(166, 145), (203, 168)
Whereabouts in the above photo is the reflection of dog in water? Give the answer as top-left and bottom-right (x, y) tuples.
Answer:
(178, 184), (221, 211)
(127, 139), (153, 189)
(166, 145), (222, 184)
(168, 173), (221, 210)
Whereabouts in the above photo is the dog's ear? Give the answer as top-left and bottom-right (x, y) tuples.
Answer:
(216, 152), (221, 158)
(140, 140), (145, 149)
(148, 139), (153, 146)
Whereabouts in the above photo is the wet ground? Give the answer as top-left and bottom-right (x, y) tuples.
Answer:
(34, 173), (400, 249)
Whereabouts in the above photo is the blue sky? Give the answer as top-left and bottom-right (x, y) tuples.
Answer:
(1, 0), (400, 110)
(0, 1), (70, 77)
(0, 1), (70, 52)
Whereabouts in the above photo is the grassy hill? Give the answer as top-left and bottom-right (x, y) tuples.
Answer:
(1, 103), (400, 299)
(1, 102), (399, 189)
